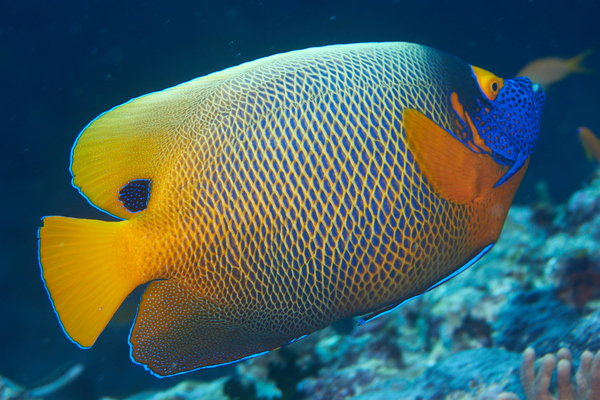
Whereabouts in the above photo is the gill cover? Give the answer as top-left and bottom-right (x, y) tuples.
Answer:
(450, 67), (546, 187)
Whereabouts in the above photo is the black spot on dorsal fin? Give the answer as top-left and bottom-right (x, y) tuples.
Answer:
(119, 179), (151, 213)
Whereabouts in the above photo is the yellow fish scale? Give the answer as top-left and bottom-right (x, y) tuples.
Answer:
(119, 43), (520, 373)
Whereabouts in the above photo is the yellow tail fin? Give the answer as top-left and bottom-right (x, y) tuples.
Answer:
(568, 48), (595, 74)
(38, 216), (146, 348)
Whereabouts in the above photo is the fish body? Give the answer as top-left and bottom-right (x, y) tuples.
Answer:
(516, 49), (594, 90)
(578, 126), (600, 164)
(38, 42), (545, 377)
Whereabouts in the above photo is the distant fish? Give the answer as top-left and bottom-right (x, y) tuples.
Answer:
(578, 126), (600, 164)
(28, 364), (85, 398)
(38, 42), (546, 377)
(516, 49), (594, 90)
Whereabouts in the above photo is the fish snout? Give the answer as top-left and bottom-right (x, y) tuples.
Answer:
(518, 76), (546, 111)
(532, 82), (546, 107)
(478, 77), (546, 186)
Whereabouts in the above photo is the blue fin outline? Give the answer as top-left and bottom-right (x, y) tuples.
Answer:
(37, 220), (89, 350)
(68, 78), (207, 220)
(357, 243), (494, 326)
(125, 290), (310, 378)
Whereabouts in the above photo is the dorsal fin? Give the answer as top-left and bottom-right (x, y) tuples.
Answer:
(71, 56), (281, 220)
(71, 44), (401, 220)
(71, 81), (207, 219)
(403, 108), (507, 204)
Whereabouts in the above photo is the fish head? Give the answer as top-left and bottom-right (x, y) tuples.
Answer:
(448, 65), (546, 187)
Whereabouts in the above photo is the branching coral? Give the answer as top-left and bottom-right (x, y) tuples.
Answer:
(498, 347), (600, 400)
(0, 364), (84, 400)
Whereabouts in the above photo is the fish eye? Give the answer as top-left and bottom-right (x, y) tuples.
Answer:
(471, 66), (504, 102)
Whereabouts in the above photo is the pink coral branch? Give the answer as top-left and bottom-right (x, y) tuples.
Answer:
(510, 347), (600, 400)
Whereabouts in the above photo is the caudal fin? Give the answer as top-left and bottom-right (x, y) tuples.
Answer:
(38, 216), (146, 348)
(568, 48), (595, 74)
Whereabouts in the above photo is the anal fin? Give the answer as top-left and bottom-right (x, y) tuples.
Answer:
(129, 279), (287, 377)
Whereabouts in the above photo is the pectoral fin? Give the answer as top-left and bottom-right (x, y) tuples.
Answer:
(403, 108), (507, 204)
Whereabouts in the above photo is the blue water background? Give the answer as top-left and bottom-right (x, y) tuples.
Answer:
(1, 0), (599, 398)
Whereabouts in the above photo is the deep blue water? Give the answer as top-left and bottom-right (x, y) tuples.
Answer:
(1, 0), (599, 398)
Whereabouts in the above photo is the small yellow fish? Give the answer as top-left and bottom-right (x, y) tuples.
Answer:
(38, 42), (545, 377)
(516, 49), (594, 90)
(578, 126), (600, 164)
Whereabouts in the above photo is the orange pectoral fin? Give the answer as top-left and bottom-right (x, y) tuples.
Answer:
(403, 108), (506, 204)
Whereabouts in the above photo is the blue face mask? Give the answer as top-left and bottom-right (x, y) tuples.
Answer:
(452, 73), (546, 187)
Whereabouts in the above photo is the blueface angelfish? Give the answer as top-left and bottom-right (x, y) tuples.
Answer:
(38, 42), (545, 377)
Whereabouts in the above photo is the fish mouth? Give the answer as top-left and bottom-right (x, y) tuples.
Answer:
(519, 77), (546, 110)
(531, 81), (546, 108)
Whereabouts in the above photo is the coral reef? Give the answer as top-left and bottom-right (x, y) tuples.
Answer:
(0, 364), (83, 400)
(100, 379), (228, 400)
(498, 347), (600, 400)
(493, 289), (580, 354)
